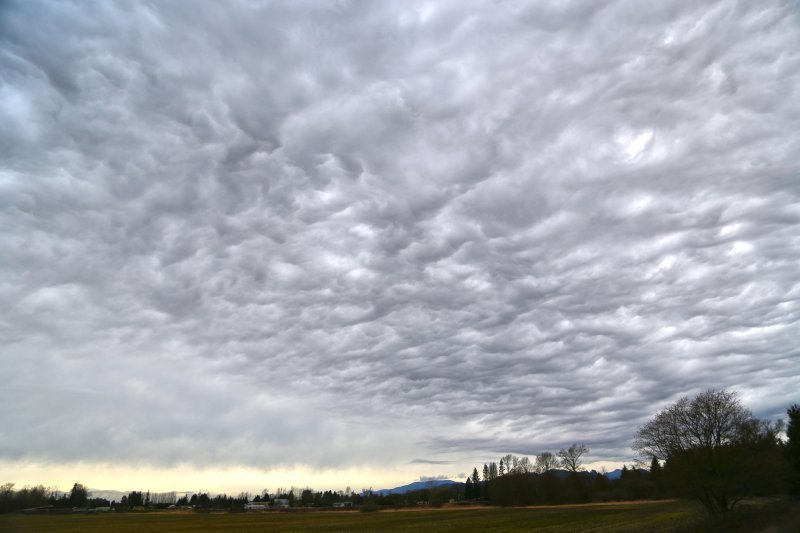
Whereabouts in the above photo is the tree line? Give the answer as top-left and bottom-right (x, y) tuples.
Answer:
(464, 444), (590, 500)
(0, 483), (111, 513)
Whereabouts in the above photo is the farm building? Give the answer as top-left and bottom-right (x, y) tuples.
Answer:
(332, 501), (353, 508)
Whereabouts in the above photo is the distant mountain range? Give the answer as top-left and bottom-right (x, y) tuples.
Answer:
(373, 479), (462, 496)
(88, 489), (195, 502)
(374, 470), (625, 496)
(88, 489), (128, 501)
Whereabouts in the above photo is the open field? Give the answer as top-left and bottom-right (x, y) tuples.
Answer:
(0, 500), (700, 532)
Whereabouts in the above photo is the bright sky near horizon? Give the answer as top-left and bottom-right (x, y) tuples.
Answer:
(1, 0), (799, 495)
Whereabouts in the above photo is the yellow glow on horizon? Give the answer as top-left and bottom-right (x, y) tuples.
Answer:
(0, 461), (469, 496)
(1, 459), (631, 496)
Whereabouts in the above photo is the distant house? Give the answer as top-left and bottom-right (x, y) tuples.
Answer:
(272, 498), (290, 508)
(244, 502), (268, 511)
(332, 501), (353, 508)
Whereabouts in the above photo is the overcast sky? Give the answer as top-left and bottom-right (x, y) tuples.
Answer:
(2, 0), (799, 493)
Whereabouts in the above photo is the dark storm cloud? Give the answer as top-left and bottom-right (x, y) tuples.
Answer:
(1, 0), (799, 471)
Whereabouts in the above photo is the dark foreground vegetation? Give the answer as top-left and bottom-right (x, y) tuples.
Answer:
(459, 390), (797, 517)
(3, 499), (799, 533)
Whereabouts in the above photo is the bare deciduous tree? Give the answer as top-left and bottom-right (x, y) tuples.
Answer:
(557, 443), (589, 472)
(516, 456), (533, 474)
(534, 452), (558, 473)
(501, 454), (514, 475)
(633, 388), (784, 515)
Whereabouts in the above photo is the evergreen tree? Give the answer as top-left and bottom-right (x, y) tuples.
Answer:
(649, 456), (661, 473)
(788, 404), (800, 498)
(128, 491), (144, 507)
(499, 459), (505, 476)
(472, 468), (482, 499)
(465, 477), (473, 499)
(650, 456), (663, 499)
(483, 464), (489, 482)
(197, 493), (211, 508)
(68, 483), (88, 508)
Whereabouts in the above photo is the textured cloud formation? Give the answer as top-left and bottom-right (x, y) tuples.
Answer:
(1, 0), (799, 477)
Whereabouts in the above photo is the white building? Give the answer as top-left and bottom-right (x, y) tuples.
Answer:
(244, 502), (268, 511)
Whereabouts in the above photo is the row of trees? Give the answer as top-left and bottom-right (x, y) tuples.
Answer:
(171, 493), (250, 510)
(0, 483), (368, 513)
(0, 483), (111, 513)
(485, 465), (665, 506)
(464, 445), (589, 499)
(121, 490), (187, 508)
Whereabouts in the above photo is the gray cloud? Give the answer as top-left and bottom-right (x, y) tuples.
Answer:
(418, 475), (452, 482)
(1, 0), (799, 474)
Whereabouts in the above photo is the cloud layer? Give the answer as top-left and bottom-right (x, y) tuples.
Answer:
(1, 0), (799, 477)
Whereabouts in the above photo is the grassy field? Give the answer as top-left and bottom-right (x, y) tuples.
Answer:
(0, 500), (700, 532)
